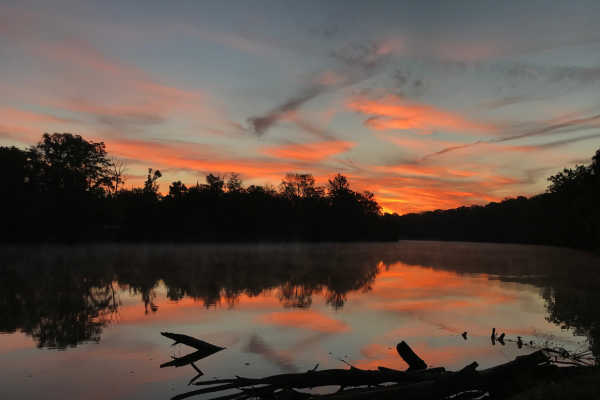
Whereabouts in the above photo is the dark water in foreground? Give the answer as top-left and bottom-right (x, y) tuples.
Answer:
(0, 241), (598, 400)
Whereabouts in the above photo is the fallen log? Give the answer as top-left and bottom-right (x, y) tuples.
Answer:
(174, 350), (549, 400)
(170, 334), (555, 400)
(161, 332), (226, 352)
(315, 362), (481, 400)
(377, 366), (446, 374)
(396, 341), (428, 371)
(479, 350), (549, 396)
(161, 347), (224, 368)
(316, 353), (549, 400)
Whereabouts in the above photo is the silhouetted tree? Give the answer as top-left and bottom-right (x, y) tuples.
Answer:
(35, 132), (111, 194)
(547, 164), (593, 194)
(143, 168), (162, 194)
(226, 173), (244, 193)
(327, 173), (351, 198)
(357, 190), (382, 215)
(168, 181), (188, 198)
(395, 144), (600, 251)
(280, 173), (321, 199)
(6, 132), (599, 248)
(202, 173), (225, 194)
(0, 146), (43, 191)
(107, 157), (130, 194)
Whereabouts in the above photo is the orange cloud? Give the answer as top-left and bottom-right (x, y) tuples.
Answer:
(0, 106), (73, 141)
(258, 311), (351, 333)
(102, 137), (349, 190)
(1, 15), (211, 132)
(102, 136), (517, 214)
(371, 164), (480, 179)
(380, 186), (499, 214)
(339, 171), (507, 214)
(347, 94), (494, 134)
(262, 141), (355, 162)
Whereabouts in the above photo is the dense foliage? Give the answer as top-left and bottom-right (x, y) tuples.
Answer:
(2, 133), (599, 249)
(397, 147), (600, 251)
(0, 133), (399, 243)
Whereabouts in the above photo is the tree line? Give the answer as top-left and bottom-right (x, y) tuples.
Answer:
(1, 133), (599, 250)
(0, 133), (399, 242)
(396, 146), (600, 252)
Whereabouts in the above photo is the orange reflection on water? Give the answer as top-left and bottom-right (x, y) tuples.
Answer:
(2, 242), (597, 400)
(258, 310), (351, 333)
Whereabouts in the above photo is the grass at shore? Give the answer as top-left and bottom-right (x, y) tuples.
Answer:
(511, 368), (600, 400)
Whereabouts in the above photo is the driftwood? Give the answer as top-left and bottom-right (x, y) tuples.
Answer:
(161, 332), (226, 352)
(313, 362), (482, 400)
(491, 328), (506, 346)
(160, 348), (224, 368)
(396, 340), (428, 371)
(165, 335), (597, 400)
(160, 332), (225, 369)
(161, 333), (226, 386)
(172, 347), (553, 400)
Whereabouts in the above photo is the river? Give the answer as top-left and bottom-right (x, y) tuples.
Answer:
(0, 241), (598, 399)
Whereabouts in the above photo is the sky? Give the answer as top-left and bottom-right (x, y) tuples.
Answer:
(1, 0), (600, 214)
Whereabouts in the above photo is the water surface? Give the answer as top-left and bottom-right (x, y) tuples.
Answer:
(0, 241), (598, 400)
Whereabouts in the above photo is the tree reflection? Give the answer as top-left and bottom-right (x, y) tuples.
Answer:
(0, 242), (597, 356)
(381, 241), (600, 359)
(542, 278), (600, 359)
(0, 262), (119, 349)
(0, 244), (385, 349)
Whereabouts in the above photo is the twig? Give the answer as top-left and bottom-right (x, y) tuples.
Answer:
(335, 357), (358, 369)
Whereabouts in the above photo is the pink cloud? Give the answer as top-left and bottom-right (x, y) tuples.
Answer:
(347, 94), (494, 134)
(258, 311), (351, 333)
(102, 138), (343, 189)
(262, 141), (355, 162)
(0, 106), (73, 141)
(0, 9), (211, 132)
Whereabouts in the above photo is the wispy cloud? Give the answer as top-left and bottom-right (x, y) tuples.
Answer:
(262, 140), (355, 162)
(420, 113), (600, 160)
(248, 41), (392, 136)
(0, 106), (74, 141)
(509, 133), (600, 152)
(348, 93), (494, 134)
(420, 142), (483, 160)
(491, 114), (600, 143)
(0, 9), (210, 134)
(244, 333), (299, 373)
(474, 96), (529, 110)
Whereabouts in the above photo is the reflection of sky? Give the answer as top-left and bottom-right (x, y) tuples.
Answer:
(0, 261), (587, 400)
(2, 1), (600, 213)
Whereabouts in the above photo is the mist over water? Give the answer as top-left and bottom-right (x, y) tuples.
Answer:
(0, 241), (598, 400)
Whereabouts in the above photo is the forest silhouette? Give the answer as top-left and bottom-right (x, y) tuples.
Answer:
(1, 133), (599, 250)
(397, 147), (600, 252)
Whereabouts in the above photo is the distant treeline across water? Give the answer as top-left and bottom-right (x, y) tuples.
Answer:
(1, 133), (599, 250)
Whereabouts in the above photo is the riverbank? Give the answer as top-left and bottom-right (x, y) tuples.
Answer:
(511, 367), (600, 399)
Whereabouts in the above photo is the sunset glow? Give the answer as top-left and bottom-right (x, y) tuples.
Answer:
(2, 2), (599, 213)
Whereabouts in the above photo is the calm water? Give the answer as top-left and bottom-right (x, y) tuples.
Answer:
(0, 241), (598, 400)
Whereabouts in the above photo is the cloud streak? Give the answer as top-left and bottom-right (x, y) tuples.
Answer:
(491, 114), (600, 143)
(244, 333), (299, 373)
(262, 140), (355, 162)
(348, 94), (494, 134)
(420, 113), (600, 160)
(248, 41), (391, 136)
